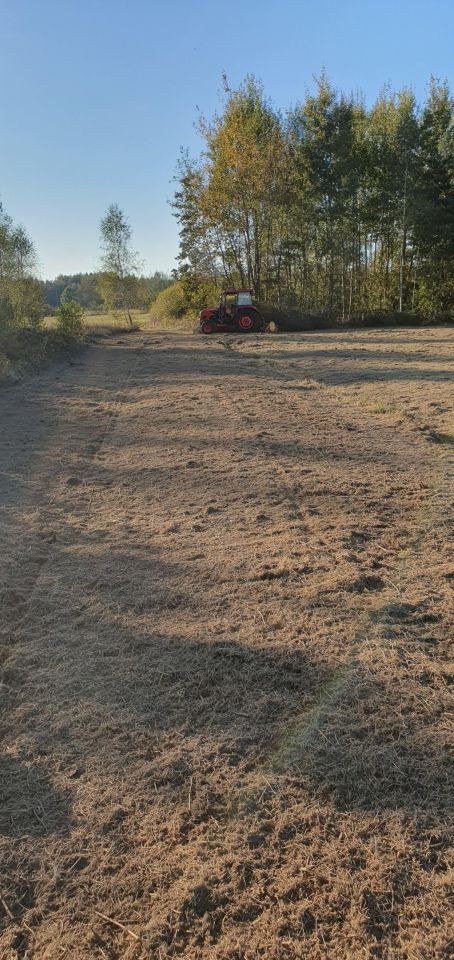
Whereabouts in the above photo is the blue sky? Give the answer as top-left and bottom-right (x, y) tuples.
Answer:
(1, 0), (453, 280)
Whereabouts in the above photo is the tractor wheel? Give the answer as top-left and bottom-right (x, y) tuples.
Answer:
(237, 313), (255, 332)
(201, 320), (214, 334)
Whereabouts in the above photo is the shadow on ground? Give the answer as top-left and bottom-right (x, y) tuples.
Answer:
(0, 755), (71, 838)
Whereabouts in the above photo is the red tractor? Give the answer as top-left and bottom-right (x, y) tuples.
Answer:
(198, 289), (263, 334)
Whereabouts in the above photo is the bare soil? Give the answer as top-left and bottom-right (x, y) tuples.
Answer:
(1, 327), (453, 960)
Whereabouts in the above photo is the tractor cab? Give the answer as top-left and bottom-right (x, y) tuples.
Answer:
(199, 288), (262, 334)
(219, 289), (253, 319)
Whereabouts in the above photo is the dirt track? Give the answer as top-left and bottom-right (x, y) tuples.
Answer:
(1, 328), (453, 959)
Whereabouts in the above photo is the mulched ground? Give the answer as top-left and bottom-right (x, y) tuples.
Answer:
(0, 327), (453, 959)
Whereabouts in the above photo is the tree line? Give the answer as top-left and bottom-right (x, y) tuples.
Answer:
(43, 270), (170, 312)
(174, 75), (454, 320)
(0, 200), (171, 333)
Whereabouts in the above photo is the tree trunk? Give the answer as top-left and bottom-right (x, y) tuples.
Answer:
(399, 161), (408, 313)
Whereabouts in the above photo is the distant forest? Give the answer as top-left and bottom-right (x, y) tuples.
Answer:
(42, 271), (171, 311)
(174, 75), (454, 320)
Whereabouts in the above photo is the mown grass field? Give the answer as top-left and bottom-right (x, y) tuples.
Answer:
(0, 326), (453, 959)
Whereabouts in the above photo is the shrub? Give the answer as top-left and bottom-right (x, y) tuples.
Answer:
(0, 279), (45, 332)
(0, 295), (15, 333)
(56, 299), (85, 336)
(150, 281), (187, 321)
(179, 271), (218, 314)
(9, 278), (46, 328)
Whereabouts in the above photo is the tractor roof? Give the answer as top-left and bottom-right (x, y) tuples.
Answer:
(222, 288), (254, 295)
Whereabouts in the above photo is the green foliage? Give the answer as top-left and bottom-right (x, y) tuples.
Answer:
(150, 281), (187, 321)
(56, 299), (85, 336)
(413, 80), (454, 314)
(42, 270), (172, 312)
(174, 75), (454, 320)
(146, 271), (173, 303)
(96, 270), (141, 315)
(0, 202), (44, 330)
(60, 284), (78, 304)
(179, 268), (218, 313)
(99, 203), (139, 325)
(8, 278), (46, 328)
(43, 273), (103, 310)
(0, 295), (15, 332)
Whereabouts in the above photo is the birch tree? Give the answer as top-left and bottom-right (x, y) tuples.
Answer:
(99, 204), (139, 324)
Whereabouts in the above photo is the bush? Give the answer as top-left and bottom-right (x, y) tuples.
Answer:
(179, 271), (218, 314)
(0, 279), (46, 332)
(11, 278), (46, 328)
(0, 295), (15, 333)
(150, 281), (188, 322)
(56, 300), (85, 336)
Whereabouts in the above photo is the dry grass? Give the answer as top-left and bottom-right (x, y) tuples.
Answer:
(44, 310), (150, 336)
(0, 326), (453, 959)
(146, 312), (197, 332)
(0, 326), (81, 383)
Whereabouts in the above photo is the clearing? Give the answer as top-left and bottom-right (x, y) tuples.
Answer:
(0, 327), (453, 959)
